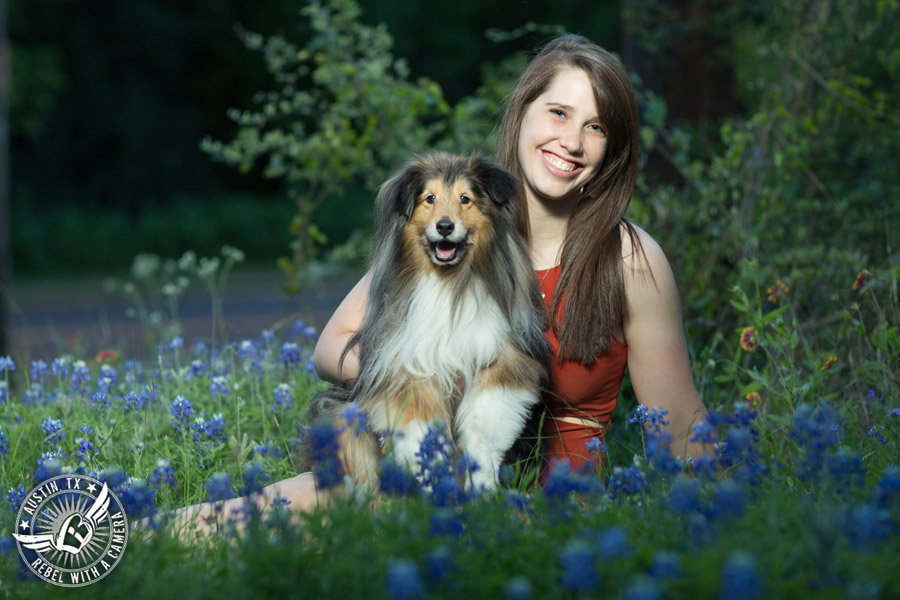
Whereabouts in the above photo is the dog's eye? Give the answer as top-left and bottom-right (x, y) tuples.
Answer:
(460, 195), (470, 205)
(425, 194), (435, 204)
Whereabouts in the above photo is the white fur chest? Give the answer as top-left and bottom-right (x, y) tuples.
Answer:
(380, 272), (509, 387)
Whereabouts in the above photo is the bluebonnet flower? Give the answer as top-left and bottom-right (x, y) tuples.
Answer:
(629, 404), (649, 425)
(97, 364), (118, 393)
(790, 403), (842, 479)
(99, 466), (128, 492)
(606, 463), (647, 499)
(875, 466), (900, 507)
(7, 484), (27, 512)
(75, 437), (96, 463)
(40, 416), (65, 446)
(690, 420), (718, 444)
(122, 388), (154, 411)
(192, 413), (228, 445)
(90, 391), (112, 410)
(23, 383), (46, 406)
(260, 329), (275, 346)
(205, 472), (235, 502)
(272, 383), (293, 411)
(35, 454), (65, 483)
(415, 423), (467, 505)
(827, 448), (865, 493)
(0, 381), (8, 404)
(559, 539), (598, 593)
(844, 503), (892, 549)
(0, 356), (15, 373)
(692, 454), (719, 481)
(0, 426), (8, 456)
(429, 507), (465, 537)
(340, 403), (368, 436)
(78, 423), (94, 436)
(190, 340), (208, 357)
(379, 458), (419, 497)
(279, 342), (302, 368)
(597, 526), (630, 558)
(645, 407), (670, 433)
(51, 357), (69, 378)
(69, 360), (91, 390)
(667, 478), (701, 515)
(171, 396), (195, 432)
(585, 437), (607, 455)
(386, 558), (425, 600)
(150, 458), (177, 489)
(623, 576), (661, 600)
(304, 356), (317, 376)
(646, 431), (681, 477)
(650, 550), (682, 578)
(252, 442), (282, 460)
(307, 420), (343, 489)
(241, 461), (269, 495)
(720, 552), (763, 600)
(189, 359), (207, 379)
(238, 339), (259, 358)
(209, 376), (230, 397)
(425, 545), (454, 584)
(292, 320), (319, 341)
(544, 460), (593, 501)
(712, 480), (745, 519)
(30, 360), (50, 381)
(120, 478), (156, 519)
(504, 576), (533, 600)
(866, 426), (889, 446)
(169, 337), (184, 351)
(123, 360), (145, 385)
(506, 489), (531, 511)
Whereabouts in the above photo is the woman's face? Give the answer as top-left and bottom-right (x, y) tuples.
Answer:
(516, 67), (608, 209)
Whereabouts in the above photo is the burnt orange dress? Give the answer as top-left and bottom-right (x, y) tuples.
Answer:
(536, 265), (628, 471)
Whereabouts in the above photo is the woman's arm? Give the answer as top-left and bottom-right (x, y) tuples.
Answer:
(621, 226), (712, 460)
(312, 271), (371, 384)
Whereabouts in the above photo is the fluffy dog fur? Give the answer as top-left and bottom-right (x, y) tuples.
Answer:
(308, 153), (549, 491)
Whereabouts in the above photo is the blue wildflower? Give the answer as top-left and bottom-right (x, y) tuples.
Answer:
(559, 539), (598, 593)
(69, 360), (91, 390)
(241, 461), (270, 495)
(189, 359), (207, 379)
(340, 403), (368, 436)
(585, 437), (607, 455)
(544, 460), (593, 501)
(623, 576), (661, 600)
(844, 503), (892, 549)
(40, 416), (65, 446)
(121, 478), (156, 519)
(97, 364), (118, 392)
(23, 382), (45, 406)
(292, 320), (319, 341)
(75, 437), (96, 463)
(252, 443), (282, 460)
(272, 383), (293, 411)
(7, 484), (27, 512)
(35, 455), (65, 483)
(150, 458), (177, 489)
(279, 342), (303, 368)
(0, 426), (8, 456)
(690, 420), (718, 444)
(123, 360), (145, 385)
(712, 480), (745, 519)
(827, 448), (865, 493)
(606, 463), (647, 499)
(645, 407), (670, 433)
(650, 550), (682, 578)
(192, 413), (228, 445)
(425, 545), (454, 584)
(90, 391), (112, 410)
(209, 376), (230, 397)
(876, 466), (900, 507)
(692, 454), (719, 481)
(0, 356), (16, 373)
(429, 507), (465, 537)
(0, 381), (9, 404)
(668, 478), (701, 515)
(171, 396), (195, 432)
(646, 431), (681, 477)
(379, 458), (419, 497)
(629, 404), (649, 425)
(866, 426), (889, 446)
(506, 489), (531, 511)
(30, 360), (50, 381)
(51, 357), (69, 378)
(597, 526), (631, 558)
(386, 559), (425, 600)
(308, 420), (343, 489)
(99, 466), (128, 492)
(205, 472), (235, 502)
(720, 552), (763, 600)
(169, 337), (184, 351)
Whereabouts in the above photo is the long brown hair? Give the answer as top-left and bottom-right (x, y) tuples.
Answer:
(497, 34), (643, 364)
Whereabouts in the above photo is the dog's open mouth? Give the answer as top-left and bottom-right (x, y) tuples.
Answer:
(430, 240), (465, 264)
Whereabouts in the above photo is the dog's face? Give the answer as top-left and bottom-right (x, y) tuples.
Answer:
(376, 153), (521, 272)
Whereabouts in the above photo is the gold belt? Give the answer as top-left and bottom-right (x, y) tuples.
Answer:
(551, 416), (606, 430)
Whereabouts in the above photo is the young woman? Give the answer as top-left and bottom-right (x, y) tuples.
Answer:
(159, 35), (711, 534)
(314, 35), (710, 470)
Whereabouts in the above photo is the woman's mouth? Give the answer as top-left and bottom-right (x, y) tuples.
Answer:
(542, 151), (580, 175)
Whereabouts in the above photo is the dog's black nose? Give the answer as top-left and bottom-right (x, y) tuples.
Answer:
(436, 219), (455, 237)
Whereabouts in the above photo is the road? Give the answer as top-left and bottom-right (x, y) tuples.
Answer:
(3, 266), (358, 363)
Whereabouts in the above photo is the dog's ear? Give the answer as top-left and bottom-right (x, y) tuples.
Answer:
(375, 160), (420, 228)
(471, 156), (521, 207)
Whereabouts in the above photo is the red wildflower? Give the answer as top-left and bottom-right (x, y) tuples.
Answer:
(853, 269), (868, 291)
(744, 391), (761, 410)
(96, 349), (120, 364)
(766, 280), (789, 303)
(740, 327), (760, 352)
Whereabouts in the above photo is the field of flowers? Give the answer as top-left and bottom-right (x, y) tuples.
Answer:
(0, 246), (898, 599)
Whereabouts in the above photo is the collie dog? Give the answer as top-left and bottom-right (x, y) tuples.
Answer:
(309, 153), (549, 491)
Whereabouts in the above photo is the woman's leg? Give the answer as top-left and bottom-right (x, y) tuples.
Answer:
(143, 472), (324, 539)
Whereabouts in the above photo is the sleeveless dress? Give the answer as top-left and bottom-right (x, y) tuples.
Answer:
(535, 265), (628, 471)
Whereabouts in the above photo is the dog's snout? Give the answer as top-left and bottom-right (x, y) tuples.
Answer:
(436, 219), (455, 237)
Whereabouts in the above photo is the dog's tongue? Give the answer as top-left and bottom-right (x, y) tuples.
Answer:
(436, 242), (456, 261)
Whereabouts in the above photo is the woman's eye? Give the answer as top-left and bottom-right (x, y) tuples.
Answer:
(425, 194), (435, 204)
(589, 124), (606, 135)
(551, 109), (565, 118)
(460, 195), (470, 205)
